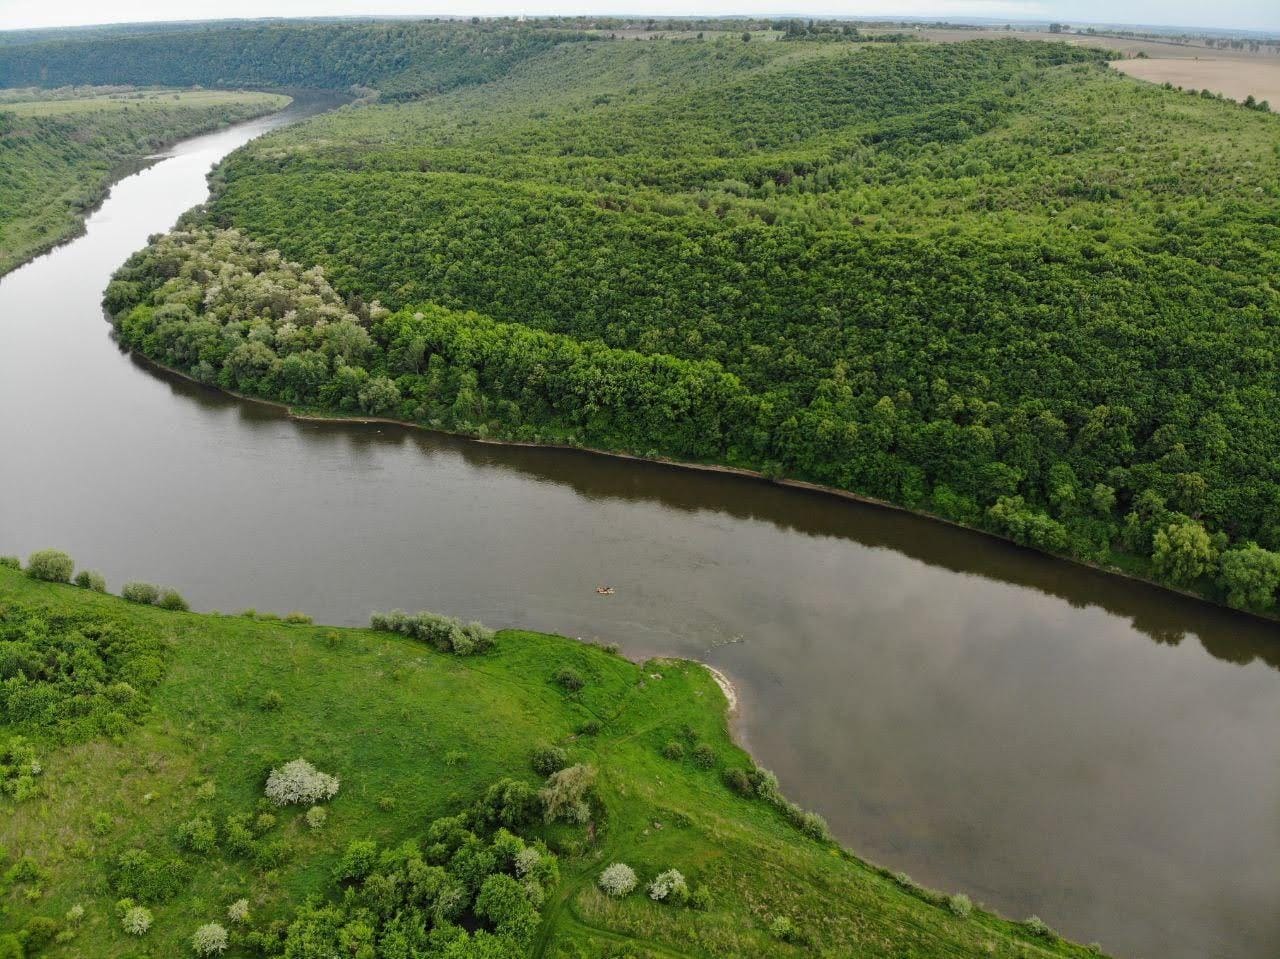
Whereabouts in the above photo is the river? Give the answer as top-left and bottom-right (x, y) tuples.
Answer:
(1, 100), (1277, 959)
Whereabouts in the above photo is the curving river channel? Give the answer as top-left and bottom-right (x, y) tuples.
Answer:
(2, 100), (1278, 959)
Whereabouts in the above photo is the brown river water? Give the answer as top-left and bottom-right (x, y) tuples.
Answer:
(1, 99), (1277, 959)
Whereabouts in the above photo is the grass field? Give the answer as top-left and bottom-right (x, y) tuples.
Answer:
(1, 89), (287, 117)
(0, 564), (1104, 957)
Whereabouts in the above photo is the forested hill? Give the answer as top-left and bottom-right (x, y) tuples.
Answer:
(106, 31), (1280, 613)
(0, 21), (592, 98)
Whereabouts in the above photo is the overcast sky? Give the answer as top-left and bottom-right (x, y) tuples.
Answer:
(0, 0), (1275, 33)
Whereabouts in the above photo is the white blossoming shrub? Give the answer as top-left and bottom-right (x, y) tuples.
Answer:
(598, 862), (638, 898)
(264, 758), (339, 806)
(192, 922), (229, 956)
(227, 899), (250, 924)
(514, 847), (541, 879)
(121, 905), (153, 936)
(648, 869), (688, 903)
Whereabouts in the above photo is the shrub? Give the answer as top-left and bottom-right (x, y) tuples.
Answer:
(157, 589), (190, 611)
(797, 810), (830, 841)
(648, 869), (688, 904)
(0, 556), (19, 570)
(554, 666), (585, 692)
(283, 611), (312, 624)
(227, 898), (250, 924)
(259, 690), (283, 711)
(64, 904), (85, 925)
(540, 764), (595, 824)
(264, 758), (339, 806)
(692, 743), (716, 768)
(770, 915), (800, 942)
(724, 768), (753, 795)
(121, 905), (153, 935)
(23, 917), (58, 949)
(531, 744), (568, 776)
(112, 849), (188, 902)
(689, 884), (713, 911)
(192, 922), (229, 955)
(577, 719), (601, 736)
(305, 806), (327, 830)
(336, 839), (379, 882)
(176, 816), (218, 854)
(26, 549), (74, 583)
(748, 767), (780, 801)
(662, 740), (685, 760)
(444, 749), (467, 767)
(598, 863), (637, 897)
(1024, 915), (1054, 938)
(74, 570), (107, 592)
(122, 581), (160, 605)
(369, 608), (495, 654)
(948, 893), (972, 918)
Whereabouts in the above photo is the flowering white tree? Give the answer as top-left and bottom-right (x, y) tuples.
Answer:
(598, 863), (638, 898)
(122, 905), (153, 936)
(192, 922), (229, 955)
(227, 899), (250, 924)
(648, 869), (688, 902)
(264, 758), (339, 806)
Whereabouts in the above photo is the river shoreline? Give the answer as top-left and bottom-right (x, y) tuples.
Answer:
(121, 347), (1277, 634)
(0, 97), (293, 282)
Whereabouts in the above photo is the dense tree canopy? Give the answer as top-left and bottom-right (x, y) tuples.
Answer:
(100, 30), (1280, 611)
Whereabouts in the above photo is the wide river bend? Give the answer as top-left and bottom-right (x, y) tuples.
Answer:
(1, 100), (1277, 959)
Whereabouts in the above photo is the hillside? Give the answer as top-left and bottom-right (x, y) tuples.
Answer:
(0, 562), (1102, 957)
(0, 87), (289, 276)
(101, 31), (1280, 613)
(0, 22), (592, 100)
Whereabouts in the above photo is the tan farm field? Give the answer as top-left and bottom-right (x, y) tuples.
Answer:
(1111, 57), (1280, 104)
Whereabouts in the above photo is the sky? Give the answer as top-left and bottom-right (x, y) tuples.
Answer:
(0, 0), (1275, 33)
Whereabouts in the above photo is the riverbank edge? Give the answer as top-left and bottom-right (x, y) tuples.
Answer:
(0, 94), (293, 282)
(0, 567), (1106, 953)
(123, 348), (1276, 632)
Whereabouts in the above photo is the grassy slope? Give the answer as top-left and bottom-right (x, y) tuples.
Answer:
(0, 88), (289, 276)
(0, 567), (1100, 958)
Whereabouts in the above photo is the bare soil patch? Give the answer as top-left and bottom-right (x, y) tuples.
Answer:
(1112, 57), (1280, 104)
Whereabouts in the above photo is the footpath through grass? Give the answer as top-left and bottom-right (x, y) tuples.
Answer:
(0, 566), (1104, 957)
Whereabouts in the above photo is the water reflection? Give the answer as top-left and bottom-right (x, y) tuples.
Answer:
(140, 354), (1280, 673)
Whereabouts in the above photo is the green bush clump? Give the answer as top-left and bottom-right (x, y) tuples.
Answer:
(0, 600), (167, 739)
(948, 893), (973, 918)
(553, 667), (585, 692)
(121, 581), (160, 605)
(662, 740), (685, 761)
(370, 609), (495, 654)
(0, 737), (43, 801)
(531, 744), (568, 776)
(692, 743), (716, 768)
(74, 569), (107, 592)
(284, 611), (312, 624)
(111, 848), (189, 902)
(26, 549), (74, 583)
(156, 588), (189, 611)
(176, 816), (218, 854)
(0, 556), (20, 570)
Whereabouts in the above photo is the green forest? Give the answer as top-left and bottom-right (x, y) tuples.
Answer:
(0, 87), (288, 275)
(90, 30), (1280, 614)
(0, 560), (1105, 957)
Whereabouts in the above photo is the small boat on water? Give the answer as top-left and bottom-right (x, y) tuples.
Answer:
(595, 586), (615, 595)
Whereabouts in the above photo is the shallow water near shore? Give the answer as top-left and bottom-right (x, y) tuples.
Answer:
(2, 101), (1279, 959)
